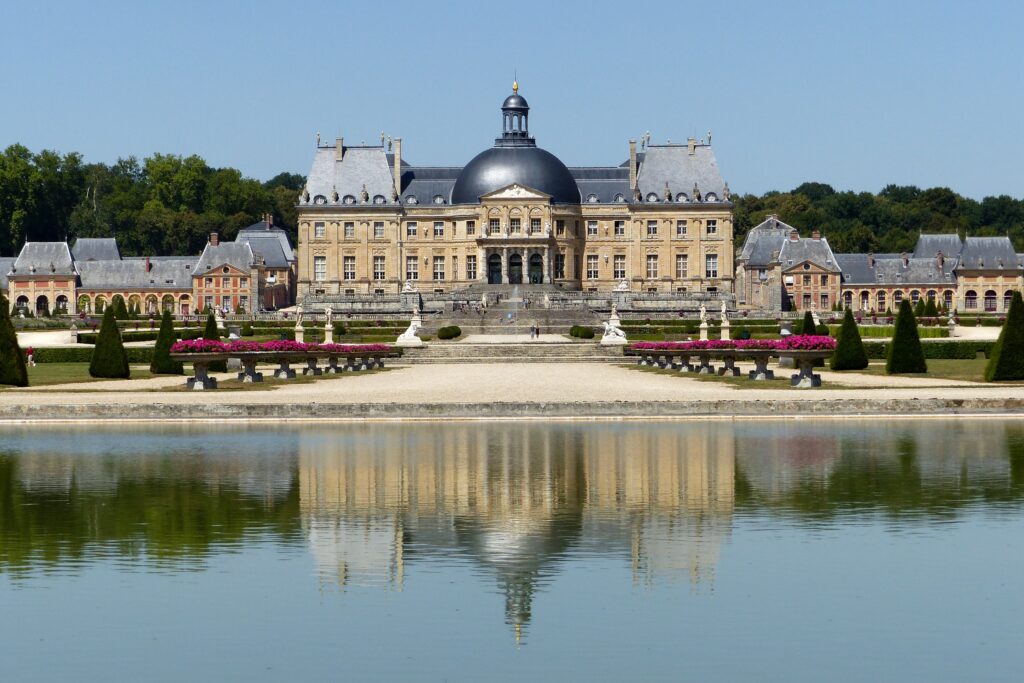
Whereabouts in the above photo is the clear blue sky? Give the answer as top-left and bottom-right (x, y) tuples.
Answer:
(1, 0), (1020, 199)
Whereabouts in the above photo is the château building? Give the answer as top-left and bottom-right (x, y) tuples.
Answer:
(295, 84), (735, 301)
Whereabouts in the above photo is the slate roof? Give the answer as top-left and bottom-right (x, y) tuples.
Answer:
(835, 253), (956, 286)
(194, 242), (254, 276)
(238, 221), (295, 262)
(71, 237), (121, 262)
(779, 236), (840, 272)
(240, 235), (289, 268)
(76, 258), (195, 290)
(11, 242), (76, 276)
(0, 257), (15, 290)
(912, 233), (962, 259)
(305, 146), (397, 205)
(634, 144), (728, 204)
(737, 217), (795, 266)
(956, 236), (1022, 270)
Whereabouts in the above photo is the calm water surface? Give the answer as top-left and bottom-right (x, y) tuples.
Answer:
(2, 420), (1023, 682)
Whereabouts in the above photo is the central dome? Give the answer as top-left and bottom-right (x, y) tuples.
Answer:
(451, 86), (580, 205)
(452, 146), (580, 204)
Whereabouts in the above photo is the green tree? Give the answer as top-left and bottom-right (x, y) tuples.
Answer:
(89, 307), (130, 378)
(830, 308), (869, 370)
(150, 309), (183, 375)
(0, 295), (28, 387)
(886, 300), (927, 374)
(985, 292), (1024, 381)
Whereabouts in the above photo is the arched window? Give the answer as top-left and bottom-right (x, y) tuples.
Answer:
(342, 195), (356, 204)
(373, 195), (386, 204)
(179, 294), (191, 316)
(162, 294), (175, 313)
(77, 295), (91, 314)
(675, 193), (688, 202)
(586, 194), (599, 203)
(985, 290), (997, 312)
(613, 194), (625, 203)
(893, 290), (903, 306)
(313, 195), (327, 204)
(944, 290), (954, 310)
(927, 290), (937, 303)
(704, 192), (718, 202)
(858, 291), (867, 310)
(877, 291), (886, 311)
(15, 295), (29, 313)
(910, 290), (920, 305)
(54, 295), (68, 314)
(1003, 291), (1014, 311)
(432, 195), (445, 204)
(964, 290), (977, 309)
(646, 192), (659, 202)
(844, 291), (853, 309)
(405, 195), (418, 204)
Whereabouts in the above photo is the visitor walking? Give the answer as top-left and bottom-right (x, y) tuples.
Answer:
(26, 346), (36, 367)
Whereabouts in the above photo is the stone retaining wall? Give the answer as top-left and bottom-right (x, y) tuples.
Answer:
(1, 398), (1022, 421)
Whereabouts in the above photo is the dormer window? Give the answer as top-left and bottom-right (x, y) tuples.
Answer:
(646, 193), (659, 202)
(433, 195), (445, 204)
(342, 195), (356, 204)
(705, 192), (718, 202)
(676, 193), (689, 202)
(313, 195), (327, 204)
(586, 194), (599, 203)
(613, 194), (625, 203)
(372, 195), (386, 204)
(406, 195), (418, 204)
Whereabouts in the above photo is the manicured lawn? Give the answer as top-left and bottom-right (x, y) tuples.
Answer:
(15, 363), (159, 387)
(845, 359), (1002, 383)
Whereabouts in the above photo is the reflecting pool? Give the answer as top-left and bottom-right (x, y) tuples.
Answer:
(2, 420), (1023, 681)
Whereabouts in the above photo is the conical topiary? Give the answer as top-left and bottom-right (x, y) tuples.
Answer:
(203, 311), (227, 372)
(924, 298), (939, 317)
(800, 310), (815, 335)
(913, 298), (926, 317)
(985, 291), (1024, 381)
(112, 295), (129, 320)
(886, 299), (927, 374)
(150, 309), (183, 375)
(0, 295), (28, 387)
(830, 308), (869, 370)
(89, 306), (130, 378)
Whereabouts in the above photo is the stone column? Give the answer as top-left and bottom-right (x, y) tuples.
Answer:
(501, 248), (508, 285)
(479, 247), (487, 283)
(542, 248), (550, 284)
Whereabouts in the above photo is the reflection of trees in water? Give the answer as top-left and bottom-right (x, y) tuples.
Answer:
(0, 453), (302, 576)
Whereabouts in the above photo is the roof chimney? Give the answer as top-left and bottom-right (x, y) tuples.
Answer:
(209, 232), (219, 246)
(811, 229), (821, 240)
(145, 256), (151, 272)
(393, 137), (402, 197)
(628, 140), (637, 189)
(789, 229), (799, 241)
(335, 137), (343, 161)
(687, 137), (696, 155)
(900, 252), (908, 268)
(868, 252), (876, 268)
(936, 250), (945, 270)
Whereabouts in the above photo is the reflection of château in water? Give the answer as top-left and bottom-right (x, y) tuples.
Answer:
(298, 424), (738, 634)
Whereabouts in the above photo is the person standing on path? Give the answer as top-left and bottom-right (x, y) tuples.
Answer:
(26, 346), (36, 366)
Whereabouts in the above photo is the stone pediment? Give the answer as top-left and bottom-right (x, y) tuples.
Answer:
(480, 184), (551, 202)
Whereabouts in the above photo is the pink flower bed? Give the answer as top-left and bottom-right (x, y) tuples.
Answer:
(630, 335), (836, 352)
(171, 340), (393, 354)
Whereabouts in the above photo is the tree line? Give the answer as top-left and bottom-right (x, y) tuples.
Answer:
(0, 144), (304, 257)
(2, 144), (1023, 258)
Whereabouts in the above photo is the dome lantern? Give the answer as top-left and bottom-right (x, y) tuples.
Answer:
(500, 82), (531, 144)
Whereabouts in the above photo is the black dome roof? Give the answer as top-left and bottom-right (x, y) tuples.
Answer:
(502, 93), (529, 110)
(452, 147), (580, 204)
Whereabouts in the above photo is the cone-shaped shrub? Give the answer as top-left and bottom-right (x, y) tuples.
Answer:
(914, 298), (926, 317)
(112, 295), (129, 320)
(985, 291), (1024, 381)
(150, 309), (183, 375)
(89, 307), (130, 378)
(0, 295), (28, 387)
(924, 298), (939, 317)
(799, 310), (815, 335)
(830, 308), (869, 370)
(886, 300), (927, 374)
(202, 311), (227, 372)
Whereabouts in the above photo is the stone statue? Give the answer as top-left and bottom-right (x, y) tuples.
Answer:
(811, 310), (821, 328)
(722, 182), (730, 201)
(699, 304), (707, 323)
(396, 307), (424, 347)
(600, 320), (628, 346)
(295, 304), (304, 324)
(331, 187), (339, 203)
(692, 183), (701, 202)
(401, 280), (417, 294)
(324, 306), (333, 327)
(664, 182), (672, 201)
(720, 300), (727, 318)
(633, 187), (642, 202)
(360, 184), (369, 203)
(615, 279), (629, 292)
(301, 188), (310, 203)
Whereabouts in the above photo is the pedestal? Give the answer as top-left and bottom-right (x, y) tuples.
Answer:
(720, 320), (730, 341)
(717, 355), (740, 377)
(294, 324), (304, 343)
(601, 335), (628, 346)
(237, 359), (264, 383)
(275, 360), (297, 379)
(186, 362), (218, 390)
(303, 358), (322, 376)
(699, 322), (709, 341)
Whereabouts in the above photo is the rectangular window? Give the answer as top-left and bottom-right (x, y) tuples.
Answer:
(467, 255), (477, 280)
(433, 221), (444, 238)
(433, 255), (445, 280)
(647, 220), (658, 237)
(466, 220), (475, 236)
(586, 254), (599, 280)
(531, 218), (541, 234)
(820, 274), (829, 286)
(676, 220), (687, 236)
(614, 220), (625, 236)
(706, 219), (718, 235)
(239, 295), (248, 312)
(343, 256), (356, 280)
(406, 256), (418, 280)
(510, 218), (521, 234)
(646, 254), (658, 279)
(314, 221), (325, 238)
(204, 295), (213, 311)
(205, 277), (212, 287)
(222, 276), (230, 288)
(556, 220), (565, 236)
(803, 275), (812, 286)
(613, 255), (626, 279)
(406, 222), (417, 237)
(313, 256), (326, 282)
(587, 220), (598, 236)
(222, 295), (231, 310)
(344, 222), (354, 239)
(803, 294), (812, 309)
(555, 253), (565, 279)
(489, 218), (500, 235)
(676, 254), (688, 278)
(373, 221), (384, 239)
(240, 278), (248, 287)
(820, 294), (829, 309)
(373, 255), (385, 280)
(705, 254), (718, 278)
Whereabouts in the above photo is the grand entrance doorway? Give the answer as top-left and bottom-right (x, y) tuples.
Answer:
(528, 253), (543, 284)
(508, 253), (523, 284)
(487, 254), (502, 284)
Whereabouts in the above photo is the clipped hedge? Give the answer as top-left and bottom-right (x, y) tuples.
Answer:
(78, 330), (164, 344)
(985, 292), (1024, 381)
(861, 340), (993, 360)
(887, 300), (927, 374)
(569, 325), (595, 339)
(437, 325), (462, 340)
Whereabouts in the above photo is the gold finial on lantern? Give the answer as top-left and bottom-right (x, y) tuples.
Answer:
(512, 79), (519, 93)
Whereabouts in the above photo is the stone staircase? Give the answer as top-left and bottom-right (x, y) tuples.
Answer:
(396, 341), (628, 364)
(420, 299), (603, 337)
